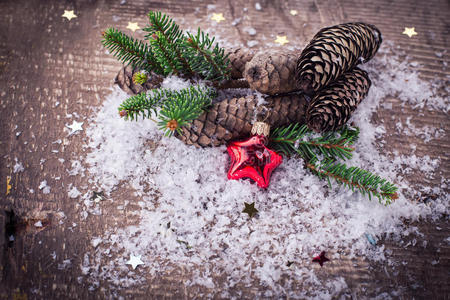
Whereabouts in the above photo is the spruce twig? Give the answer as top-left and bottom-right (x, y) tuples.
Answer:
(270, 124), (358, 160)
(306, 158), (398, 204)
(270, 124), (398, 204)
(102, 28), (163, 74)
(145, 11), (193, 75)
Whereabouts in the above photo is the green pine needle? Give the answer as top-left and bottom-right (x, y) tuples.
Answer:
(307, 158), (398, 205)
(270, 123), (358, 161)
(101, 28), (162, 74)
(270, 123), (398, 204)
(158, 86), (216, 136)
(184, 29), (231, 81)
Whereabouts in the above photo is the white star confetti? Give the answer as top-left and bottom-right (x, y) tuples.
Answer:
(126, 22), (140, 32)
(62, 10), (77, 21)
(402, 27), (417, 38)
(126, 255), (144, 269)
(66, 121), (84, 136)
(211, 13), (225, 23)
(274, 35), (289, 45)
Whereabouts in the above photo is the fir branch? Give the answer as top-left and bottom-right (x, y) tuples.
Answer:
(158, 86), (216, 136)
(270, 124), (358, 161)
(306, 158), (398, 205)
(102, 28), (163, 74)
(118, 88), (174, 121)
(149, 31), (182, 76)
(185, 29), (231, 81)
(145, 11), (193, 76)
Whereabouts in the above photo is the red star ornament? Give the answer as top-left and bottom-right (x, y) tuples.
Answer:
(227, 135), (282, 188)
(312, 251), (330, 267)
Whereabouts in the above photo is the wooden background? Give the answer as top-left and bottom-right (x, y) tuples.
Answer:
(0, 0), (448, 299)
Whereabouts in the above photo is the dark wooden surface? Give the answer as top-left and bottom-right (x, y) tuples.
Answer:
(0, 0), (448, 299)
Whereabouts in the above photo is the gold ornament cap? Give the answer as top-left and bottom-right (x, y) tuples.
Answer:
(251, 122), (270, 137)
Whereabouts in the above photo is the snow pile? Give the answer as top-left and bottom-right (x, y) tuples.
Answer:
(78, 45), (448, 297)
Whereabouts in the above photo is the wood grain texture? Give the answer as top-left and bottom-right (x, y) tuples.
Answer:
(0, 0), (448, 299)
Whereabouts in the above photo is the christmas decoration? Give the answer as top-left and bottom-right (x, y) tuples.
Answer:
(306, 67), (371, 132)
(243, 51), (299, 95)
(104, 12), (397, 200)
(402, 27), (417, 38)
(211, 13), (225, 23)
(242, 202), (259, 218)
(126, 255), (144, 269)
(296, 22), (381, 95)
(274, 35), (289, 46)
(227, 128), (282, 188)
(66, 120), (84, 135)
(62, 10), (77, 21)
(312, 251), (329, 267)
(126, 22), (140, 32)
(6, 176), (12, 195)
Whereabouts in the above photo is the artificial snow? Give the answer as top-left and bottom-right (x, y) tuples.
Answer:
(77, 43), (448, 297)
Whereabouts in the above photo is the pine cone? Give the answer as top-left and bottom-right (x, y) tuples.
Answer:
(243, 52), (299, 95)
(176, 94), (308, 147)
(226, 48), (255, 79)
(296, 22), (381, 95)
(306, 67), (371, 132)
(115, 65), (164, 95)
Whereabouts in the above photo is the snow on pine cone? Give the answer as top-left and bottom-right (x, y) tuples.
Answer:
(296, 22), (381, 95)
(243, 51), (299, 95)
(306, 67), (371, 132)
(176, 94), (308, 147)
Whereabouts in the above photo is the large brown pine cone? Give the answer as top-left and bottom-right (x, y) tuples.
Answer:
(176, 94), (308, 147)
(226, 48), (255, 79)
(296, 22), (381, 95)
(243, 51), (299, 95)
(306, 67), (371, 132)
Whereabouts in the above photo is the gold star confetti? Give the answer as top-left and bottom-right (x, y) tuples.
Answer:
(290, 10), (298, 16)
(242, 202), (258, 218)
(6, 176), (12, 195)
(402, 27), (417, 38)
(274, 35), (289, 45)
(211, 13), (225, 23)
(62, 10), (77, 21)
(126, 22), (140, 32)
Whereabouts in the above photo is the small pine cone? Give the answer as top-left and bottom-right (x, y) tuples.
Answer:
(306, 67), (371, 132)
(243, 52), (299, 95)
(296, 22), (381, 95)
(115, 65), (164, 95)
(226, 48), (255, 79)
(176, 94), (308, 147)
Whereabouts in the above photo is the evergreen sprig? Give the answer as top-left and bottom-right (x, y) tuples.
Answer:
(118, 85), (216, 135)
(270, 123), (358, 160)
(102, 11), (230, 81)
(118, 88), (174, 121)
(184, 29), (231, 81)
(307, 158), (398, 204)
(270, 123), (398, 204)
(158, 86), (216, 136)
(101, 28), (162, 74)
